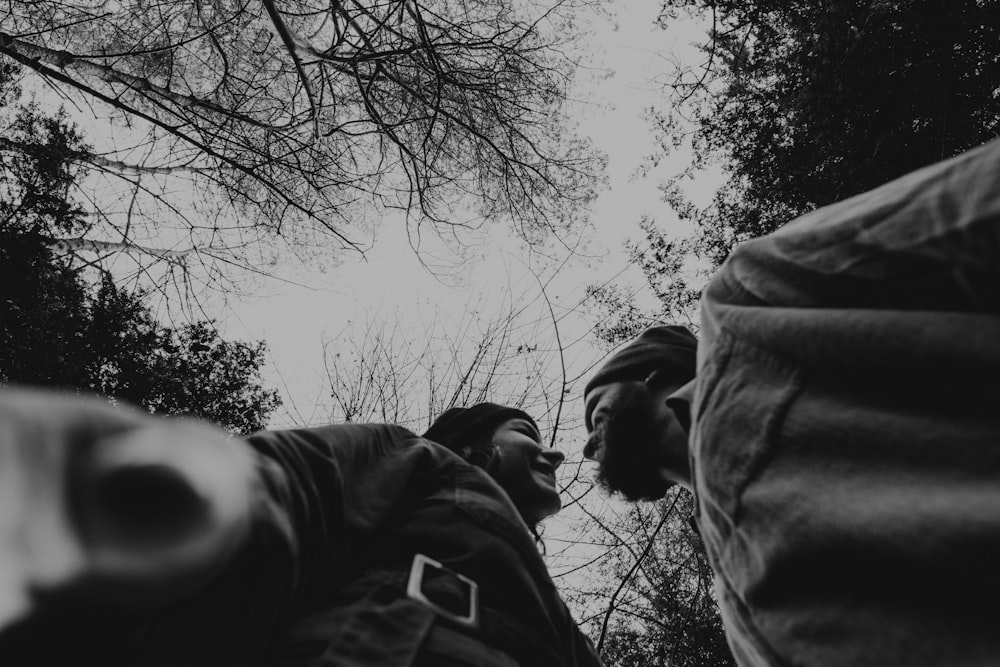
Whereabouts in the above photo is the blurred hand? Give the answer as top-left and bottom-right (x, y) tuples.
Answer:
(0, 387), (256, 630)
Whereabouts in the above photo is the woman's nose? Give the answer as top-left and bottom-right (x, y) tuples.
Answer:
(542, 448), (565, 469)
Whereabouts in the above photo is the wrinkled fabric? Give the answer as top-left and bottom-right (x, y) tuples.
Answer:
(691, 138), (1000, 666)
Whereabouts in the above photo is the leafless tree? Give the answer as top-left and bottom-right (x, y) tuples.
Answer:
(322, 290), (569, 432)
(0, 0), (600, 298)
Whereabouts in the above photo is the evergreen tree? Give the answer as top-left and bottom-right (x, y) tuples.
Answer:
(0, 66), (279, 434)
(659, 0), (1000, 261)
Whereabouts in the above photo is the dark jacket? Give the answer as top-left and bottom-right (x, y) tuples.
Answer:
(246, 423), (601, 667)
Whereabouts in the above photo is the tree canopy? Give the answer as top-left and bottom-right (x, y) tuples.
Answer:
(587, 492), (733, 667)
(658, 0), (1000, 262)
(592, 0), (1000, 339)
(0, 0), (600, 294)
(0, 65), (279, 433)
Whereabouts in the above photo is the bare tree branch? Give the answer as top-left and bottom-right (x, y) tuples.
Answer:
(0, 0), (599, 301)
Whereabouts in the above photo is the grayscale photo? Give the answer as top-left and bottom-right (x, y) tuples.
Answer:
(1, 1), (998, 665)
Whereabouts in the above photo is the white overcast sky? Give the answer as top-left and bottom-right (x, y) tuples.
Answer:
(206, 0), (716, 428)
(19, 0), (714, 427)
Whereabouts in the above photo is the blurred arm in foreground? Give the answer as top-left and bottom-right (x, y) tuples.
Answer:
(0, 387), (255, 630)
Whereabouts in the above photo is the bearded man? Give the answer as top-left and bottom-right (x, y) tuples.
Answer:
(583, 137), (1000, 667)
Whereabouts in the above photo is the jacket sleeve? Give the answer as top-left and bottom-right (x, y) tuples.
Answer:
(242, 423), (446, 618)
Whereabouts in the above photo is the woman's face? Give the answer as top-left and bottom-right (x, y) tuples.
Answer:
(489, 417), (565, 526)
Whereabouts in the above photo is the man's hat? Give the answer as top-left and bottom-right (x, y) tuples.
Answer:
(584, 325), (697, 397)
(422, 402), (537, 453)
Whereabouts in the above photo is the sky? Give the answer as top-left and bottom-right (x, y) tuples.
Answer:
(211, 0), (713, 429)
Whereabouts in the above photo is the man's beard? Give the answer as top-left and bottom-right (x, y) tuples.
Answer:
(589, 382), (671, 502)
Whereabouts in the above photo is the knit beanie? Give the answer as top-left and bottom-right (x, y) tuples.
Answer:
(422, 402), (538, 454)
(584, 325), (698, 397)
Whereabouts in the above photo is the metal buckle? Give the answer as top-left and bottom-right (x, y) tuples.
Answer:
(406, 553), (479, 629)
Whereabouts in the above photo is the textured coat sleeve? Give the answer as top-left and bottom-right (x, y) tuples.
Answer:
(243, 424), (444, 619)
(703, 136), (1000, 350)
(693, 139), (1000, 667)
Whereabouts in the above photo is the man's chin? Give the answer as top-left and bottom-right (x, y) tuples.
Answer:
(595, 464), (670, 502)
